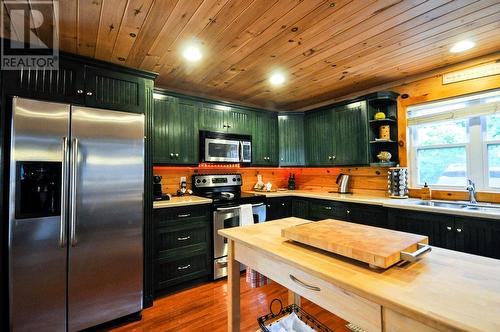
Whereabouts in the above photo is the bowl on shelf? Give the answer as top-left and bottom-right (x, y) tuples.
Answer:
(377, 151), (392, 162)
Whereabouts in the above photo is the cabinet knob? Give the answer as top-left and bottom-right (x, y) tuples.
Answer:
(170, 153), (174, 158)
(175, 153), (179, 158)
(227, 124), (231, 128)
(456, 228), (462, 233)
(223, 124), (227, 128)
(446, 226), (452, 231)
(281, 203), (285, 206)
(86, 91), (93, 96)
(332, 155), (336, 160)
(328, 156), (332, 160)
(76, 89), (83, 94)
(267, 204), (271, 208)
(324, 206), (332, 210)
(346, 210), (351, 215)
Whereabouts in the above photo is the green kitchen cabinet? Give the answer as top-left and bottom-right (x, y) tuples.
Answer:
(304, 109), (336, 166)
(278, 114), (305, 166)
(305, 102), (369, 166)
(252, 112), (278, 166)
(198, 103), (253, 135)
(226, 108), (254, 135)
(332, 101), (369, 166)
(198, 104), (225, 132)
(153, 96), (198, 164)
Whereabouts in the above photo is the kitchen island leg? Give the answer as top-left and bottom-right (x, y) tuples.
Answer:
(288, 290), (301, 306)
(228, 239), (240, 332)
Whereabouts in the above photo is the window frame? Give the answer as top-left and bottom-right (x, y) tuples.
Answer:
(483, 115), (500, 190)
(409, 114), (499, 192)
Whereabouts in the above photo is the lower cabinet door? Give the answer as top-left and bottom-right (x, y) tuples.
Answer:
(347, 204), (387, 228)
(266, 197), (292, 220)
(292, 198), (310, 219)
(154, 252), (210, 291)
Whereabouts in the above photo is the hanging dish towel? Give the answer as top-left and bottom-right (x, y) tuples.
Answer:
(240, 204), (270, 288)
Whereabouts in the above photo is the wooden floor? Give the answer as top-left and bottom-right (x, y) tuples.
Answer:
(106, 275), (350, 332)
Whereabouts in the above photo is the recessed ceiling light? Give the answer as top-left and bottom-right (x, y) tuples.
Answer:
(269, 72), (286, 86)
(182, 41), (203, 62)
(450, 40), (475, 53)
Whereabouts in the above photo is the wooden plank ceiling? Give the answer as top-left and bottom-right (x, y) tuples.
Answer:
(2, 0), (500, 111)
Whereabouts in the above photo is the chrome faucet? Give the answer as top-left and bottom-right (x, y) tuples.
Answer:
(466, 179), (477, 205)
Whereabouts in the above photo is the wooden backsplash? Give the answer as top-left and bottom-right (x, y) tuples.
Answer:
(153, 166), (389, 196)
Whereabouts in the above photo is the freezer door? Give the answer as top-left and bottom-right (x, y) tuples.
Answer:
(68, 106), (144, 331)
(9, 97), (70, 332)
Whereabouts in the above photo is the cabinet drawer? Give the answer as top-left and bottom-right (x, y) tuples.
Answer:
(154, 204), (210, 226)
(154, 252), (209, 290)
(309, 200), (349, 221)
(383, 308), (440, 332)
(235, 243), (381, 332)
(155, 221), (209, 257)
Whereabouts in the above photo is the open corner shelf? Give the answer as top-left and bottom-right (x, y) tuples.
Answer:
(369, 118), (396, 124)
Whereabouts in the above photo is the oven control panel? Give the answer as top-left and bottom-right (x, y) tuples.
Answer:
(193, 174), (242, 188)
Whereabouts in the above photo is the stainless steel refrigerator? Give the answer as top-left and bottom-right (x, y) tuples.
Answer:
(8, 97), (144, 331)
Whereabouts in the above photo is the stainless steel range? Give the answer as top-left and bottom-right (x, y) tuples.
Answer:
(192, 174), (266, 279)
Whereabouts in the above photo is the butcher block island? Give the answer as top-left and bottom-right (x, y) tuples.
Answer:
(219, 218), (500, 332)
(281, 220), (430, 269)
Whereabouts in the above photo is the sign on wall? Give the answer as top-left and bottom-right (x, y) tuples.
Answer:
(442, 62), (500, 84)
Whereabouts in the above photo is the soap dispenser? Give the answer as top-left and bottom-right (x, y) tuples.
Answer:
(421, 182), (432, 200)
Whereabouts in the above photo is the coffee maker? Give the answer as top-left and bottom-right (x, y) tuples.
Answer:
(153, 175), (163, 200)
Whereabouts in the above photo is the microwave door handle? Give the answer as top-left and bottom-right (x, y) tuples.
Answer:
(239, 141), (243, 162)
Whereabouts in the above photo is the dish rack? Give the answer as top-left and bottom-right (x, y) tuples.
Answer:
(257, 299), (334, 332)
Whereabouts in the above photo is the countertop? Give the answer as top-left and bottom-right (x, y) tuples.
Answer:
(153, 195), (212, 209)
(244, 190), (500, 220)
(220, 218), (500, 331)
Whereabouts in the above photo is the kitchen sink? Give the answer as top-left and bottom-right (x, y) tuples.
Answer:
(410, 200), (500, 212)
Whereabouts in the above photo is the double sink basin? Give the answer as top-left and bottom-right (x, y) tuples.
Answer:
(410, 200), (500, 212)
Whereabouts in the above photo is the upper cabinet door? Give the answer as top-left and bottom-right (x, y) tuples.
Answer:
(198, 104), (225, 133)
(153, 97), (174, 164)
(171, 99), (199, 164)
(305, 109), (335, 166)
(333, 101), (369, 166)
(252, 112), (278, 166)
(3, 59), (85, 104)
(84, 66), (146, 113)
(279, 114), (305, 166)
(226, 108), (253, 135)
(153, 96), (199, 165)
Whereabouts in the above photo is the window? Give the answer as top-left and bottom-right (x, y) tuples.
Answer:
(408, 89), (500, 191)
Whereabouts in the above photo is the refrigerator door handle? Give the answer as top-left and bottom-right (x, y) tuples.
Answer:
(60, 137), (69, 247)
(70, 137), (79, 247)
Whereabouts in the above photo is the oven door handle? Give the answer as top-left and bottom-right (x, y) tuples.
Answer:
(216, 202), (264, 212)
(216, 206), (240, 212)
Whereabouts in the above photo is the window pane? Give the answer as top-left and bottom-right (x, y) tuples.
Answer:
(486, 114), (500, 141)
(488, 144), (500, 188)
(415, 120), (468, 146)
(417, 147), (467, 186)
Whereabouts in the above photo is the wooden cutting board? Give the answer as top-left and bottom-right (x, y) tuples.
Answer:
(281, 219), (429, 269)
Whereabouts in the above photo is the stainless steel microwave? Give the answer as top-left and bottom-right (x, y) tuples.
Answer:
(200, 131), (251, 163)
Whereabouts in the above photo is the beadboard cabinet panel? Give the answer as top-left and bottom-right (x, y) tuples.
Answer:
(3, 60), (85, 103)
(198, 104), (226, 132)
(305, 109), (335, 166)
(85, 66), (146, 114)
(333, 101), (369, 166)
(253, 112), (278, 166)
(153, 96), (198, 165)
(279, 114), (305, 166)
